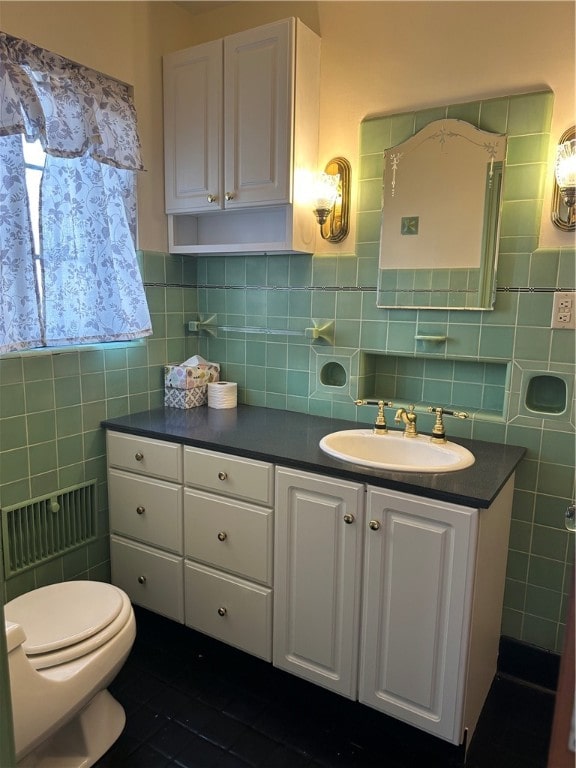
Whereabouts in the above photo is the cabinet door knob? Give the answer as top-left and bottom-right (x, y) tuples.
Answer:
(135, 451), (144, 462)
(343, 513), (355, 524)
(217, 531), (228, 541)
(136, 506), (145, 515)
(225, 192), (235, 201)
(207, 194), (217, 203)
(368, 520), (381, 531)
(218, 471), (228, 481)
(138, 575), (147, 584)
(217, 607), (227, 616)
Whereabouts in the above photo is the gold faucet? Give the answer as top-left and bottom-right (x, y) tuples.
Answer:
(395, 404), (418, 437)
(355, 399), (393, 435)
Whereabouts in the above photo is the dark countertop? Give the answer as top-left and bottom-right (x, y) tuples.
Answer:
(101, 405), (525, 509)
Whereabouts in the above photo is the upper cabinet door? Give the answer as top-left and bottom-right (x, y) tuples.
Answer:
(223, 20), (292, 208)
(163, 40), (222, 213)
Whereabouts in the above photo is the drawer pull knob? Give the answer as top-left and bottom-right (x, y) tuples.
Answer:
(343, 513), (355, 524)
(207, 194), (217, 203)
(218, 471), (228, 481)
(368, 520), (381, 531)
(136, 506), (145, 515)
(217, 531), (228, 541)
(217, 607), (227, 617)
(137, 575), (147, 584)
(135, 452), (144, 462)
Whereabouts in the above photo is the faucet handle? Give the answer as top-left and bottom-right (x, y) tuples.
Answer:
(355, 399), (393, 434)
(426, 406), (469, 443)
(354, 399), (393, 407)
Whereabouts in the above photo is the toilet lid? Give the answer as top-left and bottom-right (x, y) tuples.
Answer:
(4, 581), (124, 656)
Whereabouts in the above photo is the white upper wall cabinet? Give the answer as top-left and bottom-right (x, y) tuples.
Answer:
(163, 18), (320, 255)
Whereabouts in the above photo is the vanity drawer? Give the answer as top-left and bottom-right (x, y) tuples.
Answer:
(184, 561), (272, 661)
(184, 489), (272, 585)
(184, 446), (273, 506)
(107, 431), (182, 482)
(109, 469), (183, 553)
(111, 535), (184, 622)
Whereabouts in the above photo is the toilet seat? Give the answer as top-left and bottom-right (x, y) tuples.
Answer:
(5, 582), (133, 670)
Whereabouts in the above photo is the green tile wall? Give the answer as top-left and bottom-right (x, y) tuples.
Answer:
(191, 245), (574, 655)
(0, 91), (574, 657)
(0, 251), (199, 602)
(358, 354), (508, 417)
(190, 91), (574, 654)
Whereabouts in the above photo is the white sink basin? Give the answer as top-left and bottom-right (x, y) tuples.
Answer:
(319, 429), (475, 473)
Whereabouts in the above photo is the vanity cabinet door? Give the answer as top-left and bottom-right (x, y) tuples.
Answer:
(360, 487), (478, 744)
(274, 468), (365, 698)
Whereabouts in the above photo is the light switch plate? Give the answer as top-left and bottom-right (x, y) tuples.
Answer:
(551, 291), (576, 330)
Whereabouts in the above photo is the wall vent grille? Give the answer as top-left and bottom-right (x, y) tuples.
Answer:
(1, 480), (98, 578)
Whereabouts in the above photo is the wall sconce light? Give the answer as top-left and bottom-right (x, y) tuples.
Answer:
(312, 157), (351, 242)
(551, 126), (576, 231)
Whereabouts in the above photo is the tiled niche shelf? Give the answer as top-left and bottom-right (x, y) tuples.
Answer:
(357, 353), (508, 419)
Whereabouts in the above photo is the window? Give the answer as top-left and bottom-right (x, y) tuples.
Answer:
(22, 137), (45, 315)
(0, 32), (151, 355)
(22, 136), (45, 257)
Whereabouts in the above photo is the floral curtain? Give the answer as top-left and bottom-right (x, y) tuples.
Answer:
(0, 32), (151, 354)
(41, 155), (151, 345)
(0, 33), (144, 169)
(0, 134), (43, 352)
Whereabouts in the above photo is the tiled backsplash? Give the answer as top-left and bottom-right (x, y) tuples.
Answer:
(191, 246), (574, 656)
(1, 90), (574, 655)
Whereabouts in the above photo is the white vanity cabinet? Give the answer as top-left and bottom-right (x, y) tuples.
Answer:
(163, 17), (320, 254)
(106, 432), (185, 622)
(273, 467), (515, 747)
(183, 447), (274, 661)
(273, 468), (365, 698)
(105, 427), (515, 748)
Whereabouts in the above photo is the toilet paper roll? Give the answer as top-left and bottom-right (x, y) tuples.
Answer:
(208, 381), (237, 409)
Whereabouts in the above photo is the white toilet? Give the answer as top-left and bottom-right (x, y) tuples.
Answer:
(4, 580), (136, 768)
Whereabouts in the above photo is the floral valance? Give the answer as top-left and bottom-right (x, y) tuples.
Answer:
(0, 31), (143, 171)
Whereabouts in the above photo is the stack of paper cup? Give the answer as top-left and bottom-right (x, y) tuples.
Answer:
(207, 381), (237, 409)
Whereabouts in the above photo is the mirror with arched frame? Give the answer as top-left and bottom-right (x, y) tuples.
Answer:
(378, 119), (506, 309)
(359, 92), (554, 311)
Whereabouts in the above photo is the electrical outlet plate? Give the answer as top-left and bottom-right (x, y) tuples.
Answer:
(551, 291), (576, 330)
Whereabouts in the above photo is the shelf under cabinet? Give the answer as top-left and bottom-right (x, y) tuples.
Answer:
(168, 205), (316, 255)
